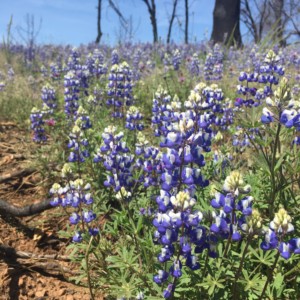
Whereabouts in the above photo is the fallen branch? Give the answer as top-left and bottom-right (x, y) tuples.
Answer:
(0, 122), (17, 127)
(0, 167), (36, 184)
(1, 244), (77, 277)
(0, 244), (70, 262)
(18, 260), (78, 276)
(0, 198), (53, 217)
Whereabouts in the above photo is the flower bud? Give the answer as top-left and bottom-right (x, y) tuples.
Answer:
(223, 171), (244, 193)
(270, 208), (294, 234)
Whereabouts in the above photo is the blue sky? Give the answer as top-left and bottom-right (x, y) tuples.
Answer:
(0, 0), (215, 46)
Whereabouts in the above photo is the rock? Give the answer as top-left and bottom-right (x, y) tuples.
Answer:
(18, 277), (24, 286)
(35, 290), (46, 297)
(57, 288), (67, 296)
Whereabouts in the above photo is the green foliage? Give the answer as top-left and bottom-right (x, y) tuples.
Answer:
(1, 43), (300, 300)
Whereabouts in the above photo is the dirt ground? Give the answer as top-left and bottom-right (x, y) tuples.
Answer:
(0, 123), (99, 300)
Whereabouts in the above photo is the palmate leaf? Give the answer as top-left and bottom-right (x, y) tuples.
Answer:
(197, 274), (225, 296)
(106, 246), (140, 271)
(273, 272), (284, 290)
(240, 270), (264, 293)
(248, 245), (276, 266)
(271, 272), (285, 298)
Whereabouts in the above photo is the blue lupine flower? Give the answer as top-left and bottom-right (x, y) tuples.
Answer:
(83, 210), (96, 223)
(172, 49), (182, 71)
(289, 238), (300, 254)
(210, 211), (229, 234)
(279, 242), (293, 259)
(41, 83), (57, 109)
(69, 212), (80, 225)
(64, 71), (80, 118)
(186, 254), (200, 270)
(204, 44), (224, 81)
(231, 224), (242, 241)
(72, 231), (83, 243)
(261, 108), (274, 124)
(188, 53), (201, 77)
(67, 122), (90, 164)
(261, 229), (278, 250)
(30, 105), (52, 143)
(169, 260), (182, 278)
(158, 245), (174, 263)
(50, 178), (96, 242)
(153, 270), (169, 284)
(106, 61), (133, 119)
(163, 284), (174, 299)
(237, 196), (253, 216)
(125, 106), (144, 131)
(88, 227), (99, 236)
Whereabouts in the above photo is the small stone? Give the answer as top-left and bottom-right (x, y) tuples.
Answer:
(35, 290), (46, 297)
(57, 288), (66, 296)
(18, 277), (24, 286)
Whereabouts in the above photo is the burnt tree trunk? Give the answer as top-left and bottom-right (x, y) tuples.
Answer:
(211, 0), (242, 46)
(272, 0), (285, 46)
(142, 0), (158, 43)
(167, 0), (178, 43)
(95, 0), (103, 44)
(184, 0), (189, 44)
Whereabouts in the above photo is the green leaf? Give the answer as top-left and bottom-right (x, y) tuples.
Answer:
(274, 155), (285, 173)
(273, 272), (284, 290)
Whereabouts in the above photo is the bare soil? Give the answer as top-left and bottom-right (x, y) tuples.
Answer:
(0, 123), (100, 300)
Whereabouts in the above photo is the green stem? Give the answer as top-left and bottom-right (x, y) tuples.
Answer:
(258, 250), (280, 300)
(269, 123), (281, 217)
(85, 236), (95, 300)
(232, 235), (251, 298)
(223, 207), (236, 259)
(202, 249), (209, 277)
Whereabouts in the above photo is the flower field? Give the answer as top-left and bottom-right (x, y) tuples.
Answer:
(0, 42), (300, 299)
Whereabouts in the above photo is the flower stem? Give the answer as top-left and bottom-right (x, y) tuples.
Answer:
(85, 236), (95, 300)
(259, 250), (280, 300)
(232, 236), (251, 298)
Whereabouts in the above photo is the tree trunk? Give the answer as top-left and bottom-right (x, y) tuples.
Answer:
(185, 0), (189, 44)
(211, 0), (242, 46)
(95, 0), (103, 44)
(167, 0), (178, 43)
(143, 0), (158, 43)
(272, 0), (285, 46)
